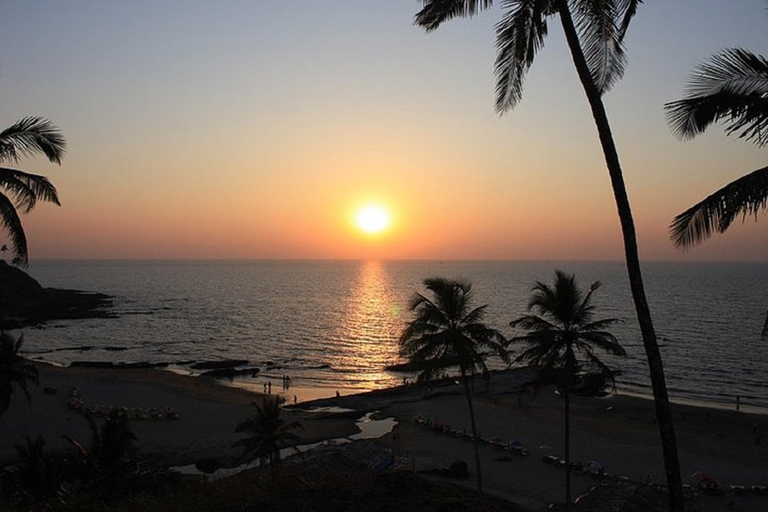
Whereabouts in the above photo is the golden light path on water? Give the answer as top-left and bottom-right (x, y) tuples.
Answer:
(329, 260), (404, 390)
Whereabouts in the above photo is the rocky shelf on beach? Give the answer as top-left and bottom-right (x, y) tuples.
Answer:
(0, 261), (116, 330)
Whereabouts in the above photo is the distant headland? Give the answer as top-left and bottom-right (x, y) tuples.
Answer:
(0, 261), (115, 330)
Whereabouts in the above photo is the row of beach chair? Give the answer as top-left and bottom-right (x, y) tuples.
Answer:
(66, 387), (178, 420)
(413, 415), (529, 456)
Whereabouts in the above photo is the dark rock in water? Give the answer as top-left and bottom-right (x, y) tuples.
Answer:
(200, 367), (260, 379)
(70, 361), (170, 370)
(70, 361), (115, 369)
(190, 359), (249, 370)
(0, 261), (115, 329)
(115, 362), (169, 369)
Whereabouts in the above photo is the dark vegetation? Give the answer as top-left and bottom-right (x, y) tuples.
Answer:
(0, 467), (528, 512)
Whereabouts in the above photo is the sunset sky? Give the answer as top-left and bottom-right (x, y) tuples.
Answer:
(1, 1), (766, 262)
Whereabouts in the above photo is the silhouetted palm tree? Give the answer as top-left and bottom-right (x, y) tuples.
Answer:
(234, 397), (303, 477)
(64, 411), (138, 497)
(399, 277), (509, 495)
(413, 2), (684, 508)
(665, 48), (768, 248)
(511, 270), (624, 511)
(0, 331), (39, 417)
(3, 435), (65, 508)
(0, 116), (65, 266)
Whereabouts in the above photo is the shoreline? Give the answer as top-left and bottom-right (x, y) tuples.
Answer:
(28, 356), (768, 415)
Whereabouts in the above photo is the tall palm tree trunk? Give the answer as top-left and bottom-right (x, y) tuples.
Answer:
(556, 2), (684, 511)
(564, 388), (571, 512)
(564, 344), (575, 512)
(462, 376), (484, 495)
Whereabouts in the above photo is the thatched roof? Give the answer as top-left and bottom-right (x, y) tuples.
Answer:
(282, 440), (398, 487)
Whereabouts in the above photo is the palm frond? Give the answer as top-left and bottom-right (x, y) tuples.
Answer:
(494, 0), (552, 112)
(665, 48), (768, 146)
(571, 0), (627, 94)
(615, 0), (643, 42)
(415, 0), (494, 32)
(580, 317), (621, 332)
(461, 304), (488, 325)
(0, 194), (29, 266)
(0, 117), (66, 165)
(669, 165), (768, 249)
(575, 331), (625, 356)
(510, 313), (557, 332)
(0, 167), (61, 212)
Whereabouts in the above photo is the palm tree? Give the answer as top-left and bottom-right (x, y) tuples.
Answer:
(64, 411), (138, 497)
(234, 397), (303, 477)
(665, 48), (768, 248)
(399, 277), (510, 495)
(413, 2), (685, 509)
(0, 331), (39, 418)
(0, 116), (66, 266)
(4, 435), (65, 508)
(511, 270), (625, 511)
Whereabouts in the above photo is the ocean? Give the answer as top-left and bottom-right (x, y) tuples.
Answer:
(13, 259), (768, 410)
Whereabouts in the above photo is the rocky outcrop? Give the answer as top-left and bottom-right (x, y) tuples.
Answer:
(0, 261), (115, 329)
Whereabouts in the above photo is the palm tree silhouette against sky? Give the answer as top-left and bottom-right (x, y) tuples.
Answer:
(666, 48), (768, 249)
(0, 116), (65, 266)
(0, 331), (39, 418)
(413, 2), (684, 508)
(399, 277), (509, 495)
(511, 270), (625, 511)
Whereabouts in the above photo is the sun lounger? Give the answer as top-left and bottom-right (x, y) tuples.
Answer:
(729, 485), (749, 496)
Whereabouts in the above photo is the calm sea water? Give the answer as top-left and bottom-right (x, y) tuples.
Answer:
(14, 260), (768, 410)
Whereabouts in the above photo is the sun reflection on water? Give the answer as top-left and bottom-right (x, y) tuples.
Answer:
(328, 260), (404, 389)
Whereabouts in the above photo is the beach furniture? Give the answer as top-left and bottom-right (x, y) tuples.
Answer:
(729, 485), (749, 496)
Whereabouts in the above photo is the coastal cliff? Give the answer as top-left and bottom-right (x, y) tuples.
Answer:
(0, 261), (114, 329)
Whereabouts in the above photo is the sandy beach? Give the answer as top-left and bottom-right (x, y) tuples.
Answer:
(2, 363), (766, 511)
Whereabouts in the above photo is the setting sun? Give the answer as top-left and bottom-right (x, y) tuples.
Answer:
(356, 205), (390, 234)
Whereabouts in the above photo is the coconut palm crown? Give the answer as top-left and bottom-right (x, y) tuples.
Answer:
(399, 277), (510, 383)
(665, 49), (768, 249)
(511, 270), (625, 380)
(0, 116), (66, 266)
(0, 331), (40, 418)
